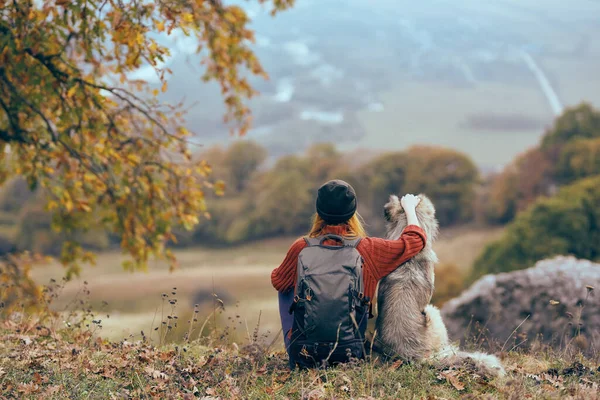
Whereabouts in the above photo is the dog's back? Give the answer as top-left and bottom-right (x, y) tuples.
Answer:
(375, 194), (442, 359)
(374, 194), (505, 378)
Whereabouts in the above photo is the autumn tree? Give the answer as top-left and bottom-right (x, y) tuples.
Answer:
(478, 103), (600, 225)
(355, 151), (409, 222)
(225, 168), (315, 242)
(403, 145), (480, 226)
(540, 103), (600, 150)
(482, 147), (555, 224)
(354, 146), (479, 231)
(222, 146), (332, 243)
(555, 137), (600, 184)
(471, 175), (600, 280)
(0, 0), (294, 310)
(223, 140), (268, 192)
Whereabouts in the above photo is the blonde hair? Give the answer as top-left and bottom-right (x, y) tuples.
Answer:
(308, 213), (367, 239)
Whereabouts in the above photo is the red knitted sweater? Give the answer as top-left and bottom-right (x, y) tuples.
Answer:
(270, 224), (427, 301)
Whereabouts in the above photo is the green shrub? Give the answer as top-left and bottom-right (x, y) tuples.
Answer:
(541, 102), (600, 150)
(190, 198), (248, 246)
(223, 140), (268, 193)
(471, 176), (600, 280)
(555, 137), (600, 184)
(225, 169), (315, 242)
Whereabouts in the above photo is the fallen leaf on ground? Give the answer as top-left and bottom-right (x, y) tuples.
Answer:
(388, 359), (404, 370)
(144, 366), (168, 380)
(255, 365), (267, 375)
(44, 385), (62, 396)
(17, 382), (40, 395)
(305, 388), (325, 399)
(439, 371), (465, 391)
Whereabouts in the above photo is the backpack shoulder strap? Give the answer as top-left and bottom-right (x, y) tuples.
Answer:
(303, 236), (321, 247)
(342, 237), (362, 248)
(304, 235), (363, 248)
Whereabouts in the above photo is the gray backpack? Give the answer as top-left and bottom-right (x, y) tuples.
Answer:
(288, 234), (370, 368)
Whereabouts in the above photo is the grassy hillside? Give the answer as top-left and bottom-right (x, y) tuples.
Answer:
(1, 312), (599, 399)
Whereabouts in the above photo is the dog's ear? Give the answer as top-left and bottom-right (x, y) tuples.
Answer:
(416, 194), (435, 216)
(383, 195), (401, 222)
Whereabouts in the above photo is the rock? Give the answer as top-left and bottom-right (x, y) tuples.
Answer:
(441, 256), (600, 353)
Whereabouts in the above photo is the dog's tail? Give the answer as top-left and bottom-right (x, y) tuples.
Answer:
(424, 305), (506, 378)
(434, 348), (506, 378)
(423, 304), (450, 349)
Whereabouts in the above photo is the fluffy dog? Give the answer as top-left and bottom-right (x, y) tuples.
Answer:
(374, 194), (505, 378)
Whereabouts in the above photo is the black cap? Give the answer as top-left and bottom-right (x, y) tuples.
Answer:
(316, 180), (357, 224)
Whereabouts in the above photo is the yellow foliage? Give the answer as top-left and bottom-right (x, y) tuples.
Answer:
(0, 254), (46, 314)
(0, 0), (296, 280)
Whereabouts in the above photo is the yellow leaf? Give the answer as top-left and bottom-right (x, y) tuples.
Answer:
(127, 154), (141, 164)
(223, 11), (236, 24)
(66, 86), (77, 98)
(161, 81), (168, 93)
(214, 181), (225, 196)
(152, 89), (159, 97)
(64, 198), (73, 212)
(182, 13), (194, 23)
(135, 33), (144, 45)
(156, 21), (165, 32)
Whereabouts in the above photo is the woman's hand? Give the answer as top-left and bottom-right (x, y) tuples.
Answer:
(401, 194), (421, 227)
(401, 194), (421, 211)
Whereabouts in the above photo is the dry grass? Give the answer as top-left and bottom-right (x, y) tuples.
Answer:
(434, 225), (505, 273)
(1, 309), (599, 400)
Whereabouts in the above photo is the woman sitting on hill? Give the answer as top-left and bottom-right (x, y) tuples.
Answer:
(270, 179), (426, 369)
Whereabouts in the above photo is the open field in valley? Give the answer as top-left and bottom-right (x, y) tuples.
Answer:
(29, 225), (505, 345)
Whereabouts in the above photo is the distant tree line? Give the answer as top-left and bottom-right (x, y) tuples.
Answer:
(479, 103), (600, 224)
(0, 141), (480, 254)
(173, 141), (480, 246)
(471, 102), (600, 280)
(1, 102), (598, 277)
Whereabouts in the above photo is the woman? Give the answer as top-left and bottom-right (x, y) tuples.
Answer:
(271, 179), (426, 368)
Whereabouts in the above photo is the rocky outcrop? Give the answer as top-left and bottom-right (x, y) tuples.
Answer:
(441, 256), (599, 354)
